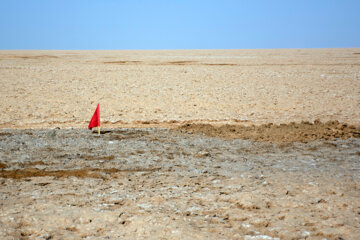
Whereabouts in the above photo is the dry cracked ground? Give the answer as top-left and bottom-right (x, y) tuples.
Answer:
(0, 126), (359, 240)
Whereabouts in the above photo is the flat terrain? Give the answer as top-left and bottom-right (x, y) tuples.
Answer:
(0, 49), (360, 239)
(0, 49), (359, 128)
(0, 128), (359, 239)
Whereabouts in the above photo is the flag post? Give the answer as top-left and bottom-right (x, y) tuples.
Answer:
(98, 126), (100, 135)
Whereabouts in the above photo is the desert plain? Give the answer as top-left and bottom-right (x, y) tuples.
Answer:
(0, 49), (360, 239)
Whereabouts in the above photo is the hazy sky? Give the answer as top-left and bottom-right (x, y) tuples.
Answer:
(1, 0), (359, 49)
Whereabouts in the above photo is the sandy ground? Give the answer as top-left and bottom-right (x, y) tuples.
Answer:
(0, 49), (360, 239)
(0, 49), (359, 128)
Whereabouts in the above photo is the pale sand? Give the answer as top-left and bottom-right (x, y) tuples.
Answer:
(0, 48), (359, 128)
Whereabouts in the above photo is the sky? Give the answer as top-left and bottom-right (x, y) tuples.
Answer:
(0, 0), (359, 50)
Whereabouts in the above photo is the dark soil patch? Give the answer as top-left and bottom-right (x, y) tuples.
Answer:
(79, 155), (115, 161)
(108, 130), (150, 141)
(0, 132), (13, 136)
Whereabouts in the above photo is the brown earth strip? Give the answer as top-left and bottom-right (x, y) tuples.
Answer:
(103, 61), (142, 64)
(101, 60), (360, 66)
(0, 132), (13, 136)
(79, 155), (115, 161)
(178, 120), (360, 143)
(0, 55), (58, 60)
(166, 61), (198, 65)
(203, 63), (238, 66)
(0, 167), (161, 179)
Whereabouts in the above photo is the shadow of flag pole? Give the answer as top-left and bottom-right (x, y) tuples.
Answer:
(88, 104), (100, 135)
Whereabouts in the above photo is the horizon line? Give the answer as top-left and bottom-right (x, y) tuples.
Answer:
(1, 47), (360, 51)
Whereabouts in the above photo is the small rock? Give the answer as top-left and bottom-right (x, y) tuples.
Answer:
(195, 151), (211, 158)
(301, 231), (310, 238)
(47, 129), (56, 137)
(244, 235), (280, 240)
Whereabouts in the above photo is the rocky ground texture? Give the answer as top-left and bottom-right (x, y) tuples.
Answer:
(0, 126), (359, 239)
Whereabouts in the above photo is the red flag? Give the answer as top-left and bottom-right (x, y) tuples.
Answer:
(88, 104), (100, 129)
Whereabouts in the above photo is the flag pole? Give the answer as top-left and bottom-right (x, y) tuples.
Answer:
(98, 126), (100, 135)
